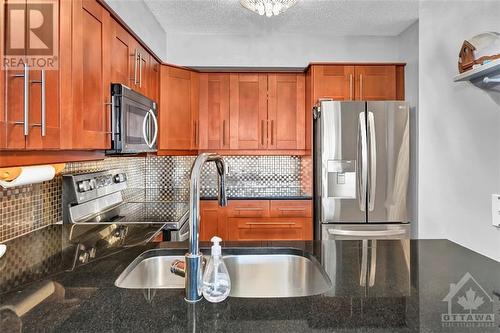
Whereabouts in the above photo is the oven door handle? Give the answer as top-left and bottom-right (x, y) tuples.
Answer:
(142, 111), (151, 147)
(148, 109), (158, 148)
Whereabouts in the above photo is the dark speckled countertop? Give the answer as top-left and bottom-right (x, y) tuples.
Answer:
(0, 225), (499, 333)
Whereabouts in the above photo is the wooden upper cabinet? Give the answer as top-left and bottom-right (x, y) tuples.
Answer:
(2, 0), (60, 150)
(199, 73), (230, 150)
(309, 64), (405, 103)
(268, 73), (305, 150)
(190, 72), (199, 149)
(110, 20), (132, 86)
(159, 65), (194, 150)
(312, 65), (355, 101)
(0, 0), (4, 149)
(69, 0), (111, 149)
(148, 57), (160, 103)
(354, 65), (397, 100)
(229, 73), (267, 150)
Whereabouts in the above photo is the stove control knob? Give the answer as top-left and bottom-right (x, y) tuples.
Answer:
(78, 180), (92, 192)
(114, 173), (126, 183)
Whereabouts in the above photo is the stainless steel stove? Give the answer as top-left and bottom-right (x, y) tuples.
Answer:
(62, 169), (189, 241)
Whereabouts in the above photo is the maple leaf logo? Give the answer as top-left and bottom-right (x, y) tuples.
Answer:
(457, 288), (484, 313)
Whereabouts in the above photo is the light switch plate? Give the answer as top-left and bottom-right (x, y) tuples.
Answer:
(491, 194), (500, 227)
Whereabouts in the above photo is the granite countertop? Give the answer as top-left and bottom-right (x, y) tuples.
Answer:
(1, 225), (499, 333)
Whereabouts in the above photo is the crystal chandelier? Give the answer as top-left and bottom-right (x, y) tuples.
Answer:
(240, 0), (298, 17)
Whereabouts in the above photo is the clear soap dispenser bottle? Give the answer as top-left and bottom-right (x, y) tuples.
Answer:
(202, 236), (231, 302)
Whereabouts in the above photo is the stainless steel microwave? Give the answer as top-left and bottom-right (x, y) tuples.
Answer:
(106, 84), (158, 154)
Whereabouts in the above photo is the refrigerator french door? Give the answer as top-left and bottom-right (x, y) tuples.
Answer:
(313, 100), (410, 240)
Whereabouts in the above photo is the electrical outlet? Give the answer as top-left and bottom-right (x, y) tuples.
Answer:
(491, 194), (500, 227)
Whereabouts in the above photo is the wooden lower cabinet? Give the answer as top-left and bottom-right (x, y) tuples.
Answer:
(200, 200), (227, 241)
(227, 217), (311, 241)
(200, 199), (312, 241)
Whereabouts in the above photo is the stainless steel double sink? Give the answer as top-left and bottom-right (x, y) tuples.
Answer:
(115, 248), (332, 298)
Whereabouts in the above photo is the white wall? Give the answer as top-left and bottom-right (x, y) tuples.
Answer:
(418, 1), (500, 261)
(165, 32), (402, 67)
(104, 0), (167, 60)
(398, 22), (419, 237)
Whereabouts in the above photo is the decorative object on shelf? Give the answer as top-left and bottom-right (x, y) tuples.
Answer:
(240, 0), (297, 17)
(458, 32), (500, 74)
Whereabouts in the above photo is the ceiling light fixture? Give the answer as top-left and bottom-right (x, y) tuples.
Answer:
(240, 0), (298, 18)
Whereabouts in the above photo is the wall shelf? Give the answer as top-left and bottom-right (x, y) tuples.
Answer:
(454, 58), (500, 82)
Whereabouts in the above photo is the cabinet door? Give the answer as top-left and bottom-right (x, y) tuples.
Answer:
(199, 73), (230, 150)
(4, 0), (27, 149)
(159, 65), (192, 150)
(270, 200), (312, 218)
(355, 65), (397, 100)
(110, 20), (132, 86)
(200, 201), (226, 241)
(229, 73), (267, 150)
(268, 73), (305, 150)
(0, 0), (3, 149)
(227, 217), (311, 241)
(191, 71), (199, 149)
(312, 65), (355, 101)
(148, 56), (160, 103)
(71, 0), (111, 149)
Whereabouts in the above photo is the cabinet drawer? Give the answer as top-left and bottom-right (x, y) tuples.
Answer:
(227, 217), (311, 241)
(226, 200), (269, 217)
(270, 200), (312, 217)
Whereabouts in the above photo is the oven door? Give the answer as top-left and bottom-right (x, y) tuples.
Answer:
(120, 96), (158, 153)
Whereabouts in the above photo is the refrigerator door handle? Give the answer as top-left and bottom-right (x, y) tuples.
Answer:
(357, 112), (368, 212)
(367, 111), (376, 212)
(327, 229), (408, 237)
(360, 239), (368, 287)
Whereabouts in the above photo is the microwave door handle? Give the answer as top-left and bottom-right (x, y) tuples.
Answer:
(148, 109), (158, 148)
(142, 111), (151, 146)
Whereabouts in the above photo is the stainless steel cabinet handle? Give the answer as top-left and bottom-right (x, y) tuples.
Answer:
(349, 74), (353, 100)
(12, 65), (30, 135)
(261, 120), (265, 146)
(245, 222), (296, 226)
(222, 119), (226, 147)
(139, 52), (143, 88)
(367, 111), (376, 212)
(40, 70), (46, 136)
(148, 109), (158, 148)
(29, 69), (46, 136)
(24, 65), (29, 135)
(357, 112), (368, 211)
(359, 74), (363, 100)
(132, 49), (138, 85)
(235, 207), (264, 211)
(105, 97), (115, 141)
(270, 120), (274, 146)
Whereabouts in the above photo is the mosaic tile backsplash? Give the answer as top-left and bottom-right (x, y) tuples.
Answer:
(0, 155), (311, 242)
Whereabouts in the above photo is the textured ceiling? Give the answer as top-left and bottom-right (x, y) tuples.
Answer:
(144, 0), (418, 36)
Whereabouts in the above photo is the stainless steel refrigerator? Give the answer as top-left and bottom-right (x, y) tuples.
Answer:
(313, 100), (411, 240)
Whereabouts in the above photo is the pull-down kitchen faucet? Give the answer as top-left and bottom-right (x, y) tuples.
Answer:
(171, 153), (227, 302)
